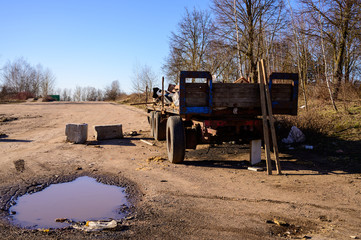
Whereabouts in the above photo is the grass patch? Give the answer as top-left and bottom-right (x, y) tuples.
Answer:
(277, 99), (361, 172)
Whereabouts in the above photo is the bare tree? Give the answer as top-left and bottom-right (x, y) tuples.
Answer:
(300, 0), (361, 98)
(204, 39), (239, 82)
(163, 8), (216, 83)
(212, 0), (286, 82)
(84, 87), (98, 101)
(104, 80), (121, 101)
(62, 88), (72, 101)
(287, 0), (309, 110)
(40, 68), (55, 97)
(132, 63), (158, 94)
(97, 89), (104, 101)
(1, 58), (36, 94)
(73, 86), (82, 101)
(1, 58), (56, 98)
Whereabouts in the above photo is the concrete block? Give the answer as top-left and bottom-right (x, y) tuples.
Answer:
(94, 124), (123, 140)
(65, 123), (88, 144)
(250, 139), (262, 165)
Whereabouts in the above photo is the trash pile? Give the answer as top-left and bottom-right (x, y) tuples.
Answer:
(53, 218), (120, 232)
(152, 84), (180, 107)
(72, 220), (118, 232)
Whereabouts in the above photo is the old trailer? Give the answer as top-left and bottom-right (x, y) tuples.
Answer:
(147, 71), (298, 164)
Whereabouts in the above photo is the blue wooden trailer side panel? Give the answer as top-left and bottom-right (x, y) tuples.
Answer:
(179, 71), (213, 115)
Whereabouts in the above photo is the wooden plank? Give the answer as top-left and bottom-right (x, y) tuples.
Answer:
(261, 59), (282, 175)
(272, 96), (292, 101)
(212, 98), (260, 103)
(269, 72), (298, 80)
(213, 102), (260, 108)
(213, 91), (259, 97)
(185, 83), (208, 92)
(213, 83), (259, 88)
(185, 98), (208, 107)
(213, 84), (259, 92)
(185, 92), (208, 98)
(212, 97), (260, 102)
(258, 62), (272, 175)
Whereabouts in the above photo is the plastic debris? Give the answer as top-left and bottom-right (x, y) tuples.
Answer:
(282, 126), (306, 144)
(248, 167), (264, 172)
(140, 139), (155, 146)
(72, 220), (118, 232)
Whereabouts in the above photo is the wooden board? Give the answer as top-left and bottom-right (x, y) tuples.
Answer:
(212, 83), (293, 112)
(181, 79), (296, 115)
(261, 59), (282, 175)
(258, 62), (273, 175)
(185, 83), (208, 107)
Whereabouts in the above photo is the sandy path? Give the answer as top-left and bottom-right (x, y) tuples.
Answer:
(0, 102), (360, 239)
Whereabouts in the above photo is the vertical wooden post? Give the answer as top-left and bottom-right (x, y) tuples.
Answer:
(261, 59), (282, 175)
(258, 62), (272, 175)
(161, 76), (165, 112)
(145, 85), (148, 104)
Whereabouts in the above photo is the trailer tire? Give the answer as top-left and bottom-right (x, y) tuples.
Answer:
(150, 111), (155, 137)
(154, 112), (166, 140)
(166, 116), (185, 164)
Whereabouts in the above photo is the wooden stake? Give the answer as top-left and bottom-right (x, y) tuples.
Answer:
(146, 85), (148, 104)
(261, 59), (282, 175)
(161, 76), (165, 112)
(258, 62), (272, 175)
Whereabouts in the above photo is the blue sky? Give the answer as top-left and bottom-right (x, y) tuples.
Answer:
(0, 0), (210, 93)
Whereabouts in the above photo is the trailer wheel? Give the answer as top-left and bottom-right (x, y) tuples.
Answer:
(154, 112), (166, 141)
(150, 111), (155, 137)
(166, 116), (185, 164)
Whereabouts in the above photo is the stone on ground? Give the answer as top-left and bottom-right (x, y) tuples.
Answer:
(65, 123), (88, 144)
(94, 124), (123, 140)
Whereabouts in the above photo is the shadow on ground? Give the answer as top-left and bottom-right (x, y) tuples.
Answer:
(86, 136), (154, 147)
(0, 135), (32, 143)
(182, 136), (361, 175)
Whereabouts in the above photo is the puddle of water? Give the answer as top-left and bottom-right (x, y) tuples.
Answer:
(9, 176), (128, 229)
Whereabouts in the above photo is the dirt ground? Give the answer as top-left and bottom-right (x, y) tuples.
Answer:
(0, 102), (360, 240)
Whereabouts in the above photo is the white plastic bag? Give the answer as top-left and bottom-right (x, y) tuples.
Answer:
(282, 126), (306, 144)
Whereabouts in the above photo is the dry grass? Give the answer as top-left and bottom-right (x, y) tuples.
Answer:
(278, 100), (361, 141)
(277, 94), (361, 167)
